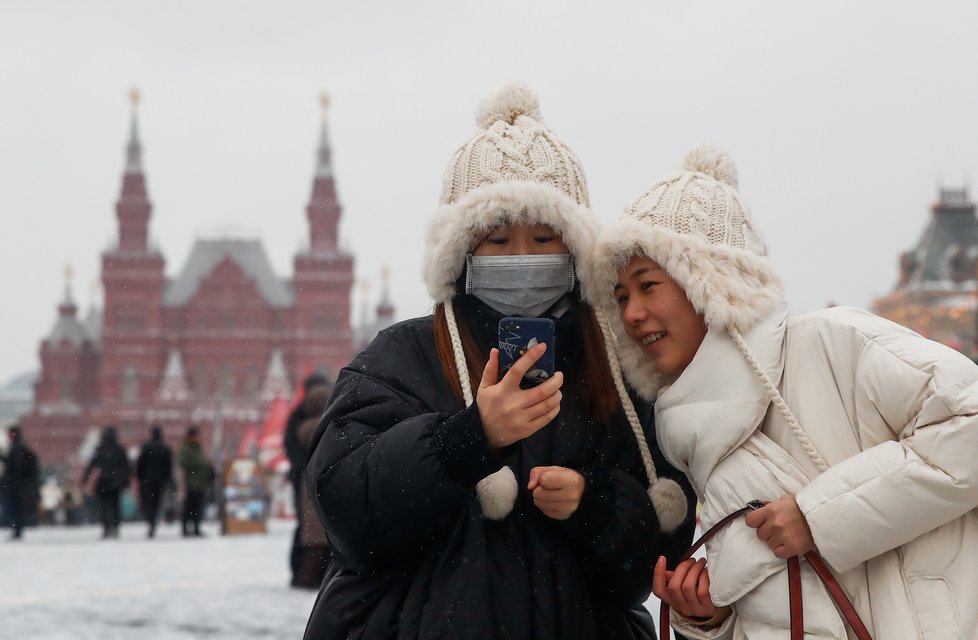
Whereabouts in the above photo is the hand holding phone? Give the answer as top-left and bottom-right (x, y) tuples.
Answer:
(476, 339), (564, 448)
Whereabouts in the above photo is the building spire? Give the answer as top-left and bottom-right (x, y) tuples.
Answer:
(376, 266), (395, 327)
(125, 87), (143, 175)
(305, 92), (343, 254)
(316, 94), (333, 178)
(59, 264), (77, 315)
(114, 87), (152, 253)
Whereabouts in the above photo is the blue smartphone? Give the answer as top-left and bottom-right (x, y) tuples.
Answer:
(497, 317), (556, 388)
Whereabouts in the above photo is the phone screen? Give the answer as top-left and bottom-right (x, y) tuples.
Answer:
(497, 317), (556, 387)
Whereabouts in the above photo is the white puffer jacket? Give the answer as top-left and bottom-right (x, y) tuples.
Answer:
(587, 147), (978, 639)
(658, 305), (978, 639)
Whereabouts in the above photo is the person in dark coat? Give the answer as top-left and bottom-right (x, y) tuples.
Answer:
(303, 85), (696, 640)
(285, 372), (333, 585)
(291, 383), (333, 588)
(82, 426), (131, 539)
(136, 425), (173, 538)
(1, 426), (40, 540)
(179, 426), (213, 537)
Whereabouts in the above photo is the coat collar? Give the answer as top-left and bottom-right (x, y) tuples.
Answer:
(655, 305), (789, 495)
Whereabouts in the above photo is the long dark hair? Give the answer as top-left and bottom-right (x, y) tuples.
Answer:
(434, 298), (620, 425)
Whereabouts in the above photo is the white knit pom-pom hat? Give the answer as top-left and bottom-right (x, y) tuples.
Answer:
(587, 145), (830, 474)
(426, 85), (689, 530)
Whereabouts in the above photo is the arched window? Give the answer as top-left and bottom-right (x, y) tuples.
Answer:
(121, 366), (139, 404)
(195, 365), (209, 401)
(219, 365), (236, 399)
(244, 365), (260, 398)
(59, 375), (72, 400)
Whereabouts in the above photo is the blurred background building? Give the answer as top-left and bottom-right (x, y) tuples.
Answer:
(16, 93), (395, 474)
(874, 187), (978, 357)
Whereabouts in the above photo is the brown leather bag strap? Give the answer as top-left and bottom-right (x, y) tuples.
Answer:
(659, 505), (753, 640)
(804, 551), (873, 640)
(787, 556), (804, 640)
(660, 502), (875, 640)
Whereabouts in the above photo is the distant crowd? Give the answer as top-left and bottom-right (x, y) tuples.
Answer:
(0, 423), (215, 541)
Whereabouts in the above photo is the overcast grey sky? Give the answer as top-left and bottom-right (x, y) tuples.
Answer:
(2, 1), (977, 385)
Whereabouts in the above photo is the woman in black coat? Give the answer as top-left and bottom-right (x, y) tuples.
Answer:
(83, 425), (131, 539)
(303, 85), (695, 640)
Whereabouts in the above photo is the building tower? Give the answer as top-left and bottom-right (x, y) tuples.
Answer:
(375, 266), (396, 333)
(874, 187), (978, 355)
(98, 89), (167, 433)
(291, 94), (355, 378)
(26, 266), (100, 464)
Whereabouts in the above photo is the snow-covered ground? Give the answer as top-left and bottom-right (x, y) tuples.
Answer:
(0, 519), (317, 640)
(0, 519), (671, 639)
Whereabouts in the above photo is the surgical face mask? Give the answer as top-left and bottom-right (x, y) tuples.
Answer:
(464, 253), (576, 317)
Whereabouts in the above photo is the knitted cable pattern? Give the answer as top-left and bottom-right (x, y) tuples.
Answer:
(728, 328), (830, 473)
(594, 306), (659, 488)
(443, 301), (474, 407)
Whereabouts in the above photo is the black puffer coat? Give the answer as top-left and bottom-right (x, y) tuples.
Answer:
(136, 435), (173, 494)
(304, 298), (695, 639)
(85, 440), (131, 496)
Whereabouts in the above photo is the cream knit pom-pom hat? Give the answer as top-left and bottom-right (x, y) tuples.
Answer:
(587, 145), (784, 398)
(425, 86), (689, 531)
(424, 84), (595, 304)
(589, 146), (831, 475)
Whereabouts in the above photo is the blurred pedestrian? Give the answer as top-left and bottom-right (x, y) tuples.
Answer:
(136, 425), (173, 538)
(0, 426), (40, 541)
(82, 426), (131, 539)
(179, 426), (213, 537)
(284, 372), (331, 584)
(39, 476), (64, 525)
(60, 480), (84, 526)
(290, 381), (332, 588)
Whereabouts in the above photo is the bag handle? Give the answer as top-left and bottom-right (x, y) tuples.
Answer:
(659, 501), (873, 640)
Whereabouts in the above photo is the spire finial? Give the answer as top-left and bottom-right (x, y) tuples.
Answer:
(61, 263), (76, 308)
(314, 93), (334, 178)
(125, 88), (143, 175)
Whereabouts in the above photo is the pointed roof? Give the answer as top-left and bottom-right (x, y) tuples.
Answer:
(46, 269), (91, 348)
(163, 239), (293, 307)
(157, 349), (190, 403)
(84, 305), (102, 343)
(163, 349), (187, 380)
(376, 266), (394, 319)
(262, 349), (291, 400)
(265, 349), (288, 381)
(125, 88), (143, 175)
(315, 94), (333, 179)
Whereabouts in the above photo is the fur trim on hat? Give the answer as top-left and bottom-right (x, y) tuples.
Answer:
(586, 219), (783, 400)
(423, 181), (599, 303)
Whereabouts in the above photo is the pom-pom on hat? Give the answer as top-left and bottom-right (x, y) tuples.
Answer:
(585, 145), (784, 400)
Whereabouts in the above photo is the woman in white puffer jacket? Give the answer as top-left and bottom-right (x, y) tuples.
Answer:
(583, 145), (978, 639)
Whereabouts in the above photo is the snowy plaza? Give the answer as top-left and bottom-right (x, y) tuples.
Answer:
(1, 519), (669, 639)
(0, 520), (317, 639)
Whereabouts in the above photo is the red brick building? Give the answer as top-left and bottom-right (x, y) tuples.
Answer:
(22, 93), (356, 471)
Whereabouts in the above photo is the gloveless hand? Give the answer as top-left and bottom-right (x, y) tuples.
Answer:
(652, 556), (721, 621)
(744, 494), (815, 559)
(527, 466), (584, 520)
(476, 345), (563, 448)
